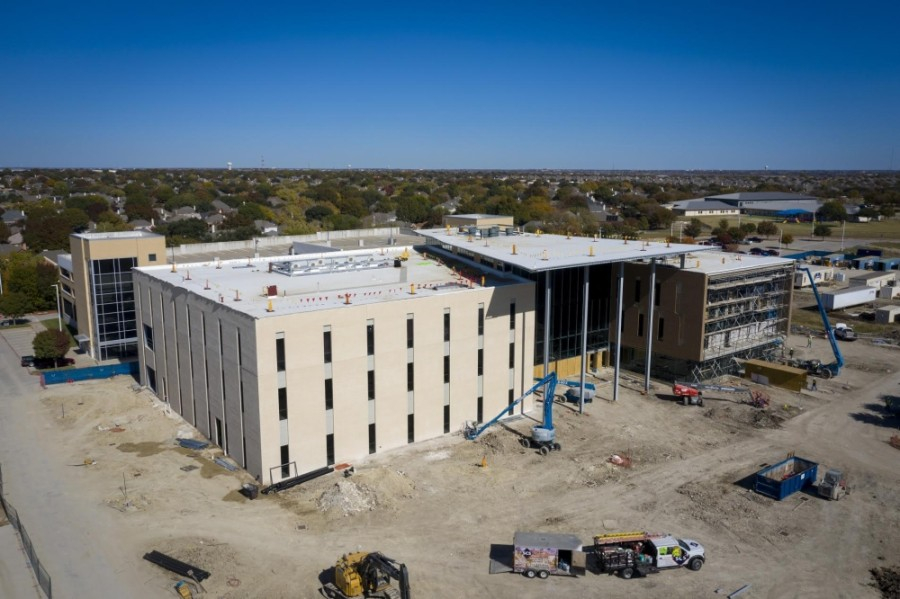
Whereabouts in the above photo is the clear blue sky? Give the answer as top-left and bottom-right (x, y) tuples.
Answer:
(2, 1), (898, 170)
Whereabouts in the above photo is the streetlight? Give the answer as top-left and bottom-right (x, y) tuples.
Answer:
(50, 284), (61, 331)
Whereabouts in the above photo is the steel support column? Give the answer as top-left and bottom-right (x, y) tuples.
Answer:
(613, 262), (624, 402)
(644, 259), (656, 393)
(578, 265), (590, 414)
(543, 272), (551, 378)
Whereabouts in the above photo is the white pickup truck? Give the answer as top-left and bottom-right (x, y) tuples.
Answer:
(594, 532), (706, 579)
(834, 323), (857, 341)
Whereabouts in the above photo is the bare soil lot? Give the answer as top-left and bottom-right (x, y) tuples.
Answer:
(10, 332), (900, 599)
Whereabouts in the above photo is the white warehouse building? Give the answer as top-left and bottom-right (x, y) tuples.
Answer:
(132, 247), (535, 484)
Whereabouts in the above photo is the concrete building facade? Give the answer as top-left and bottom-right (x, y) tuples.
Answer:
(133, 247), (534, 483)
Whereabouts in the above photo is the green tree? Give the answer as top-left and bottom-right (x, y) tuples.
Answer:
(4, 253), (57, 309)
(23, 205), (90, 251)
(782, 233), (794, 245)
(305, 205), (334, 222)
(684, 218), (703, 238)
(0, 292), (31, 320)
(817, 200), (847, 222)
(813, 224), (832, 239)
(395, 196), (429, 224)
(32, 329), (70, 365)
(756, 221), (778, 237)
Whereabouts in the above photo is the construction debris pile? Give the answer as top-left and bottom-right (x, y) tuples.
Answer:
(870, 567), (900, 598)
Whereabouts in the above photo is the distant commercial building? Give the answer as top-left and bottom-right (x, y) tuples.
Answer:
(59, 231), (166, 359)
(670, 192), (821, 220)
(442, 213), (515, 230)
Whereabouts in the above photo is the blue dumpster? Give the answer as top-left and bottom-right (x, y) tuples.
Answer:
(754, 456), (818, 500)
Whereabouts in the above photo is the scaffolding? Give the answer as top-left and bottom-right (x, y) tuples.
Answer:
(692, 264), (792, 381)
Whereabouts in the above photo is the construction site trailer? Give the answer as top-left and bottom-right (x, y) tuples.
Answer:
(874, 257), (900, 271)
(754, 456), (818, 500)
(848, 271), (896, 288)
(512, 532), (586, 578)
(822, 286), (878, 311)
(743, 359), (807, 392)
(876, 305), (900, 324)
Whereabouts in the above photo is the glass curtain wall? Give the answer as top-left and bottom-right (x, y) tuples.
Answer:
(513, 264), (612, 365)
(90, 257), (138, 360)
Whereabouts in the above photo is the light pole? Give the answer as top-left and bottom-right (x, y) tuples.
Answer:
(51, 284), (62, 331)
(840, 220), (846, 250)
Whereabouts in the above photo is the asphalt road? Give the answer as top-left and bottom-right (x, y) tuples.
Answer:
(0, 331), (157, 599)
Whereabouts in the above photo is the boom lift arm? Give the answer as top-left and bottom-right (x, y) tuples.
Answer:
(798, 266), (843, 376)
(465, 372), (557, 441)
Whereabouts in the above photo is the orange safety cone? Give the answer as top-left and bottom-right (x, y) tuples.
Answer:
(481, 456), (487, 468)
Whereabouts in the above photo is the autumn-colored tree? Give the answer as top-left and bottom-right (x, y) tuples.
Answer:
(33, 329), (71, 365)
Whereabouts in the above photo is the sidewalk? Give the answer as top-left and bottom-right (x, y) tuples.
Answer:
(0, 522), (42, 598)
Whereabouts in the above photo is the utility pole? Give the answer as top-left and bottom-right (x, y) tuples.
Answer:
(51, 284), (62, 331)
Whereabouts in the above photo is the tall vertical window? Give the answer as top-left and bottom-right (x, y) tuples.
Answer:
(278, 387), (288, 420)
(276, 336), (285, 371)
(326, 434), (335, 466)
(658, 317), (665, 341)
(367, 370), (375, 400)
(477, 396), (484, 422)
(443, 405), (450, 434)
(509, 343), (515, 368)
(509, 303), (516, 330)
(634, 280), (641, 302)
(366, 321), (375, 356)
(368, 423), (376, 454)
(143, 324), (154, 350)
(323, 328), (332, 363)
(443, 355), (450, 383)
(280, 444), (290, 477)
(477, 349), (483, 376)
(655, 282), (661, 306)
(638, 314), (645, 337)
(406, 316), (414, 348)
(507, 388), (515, 415)
(443, 312), (450, 342)
(325, 378), (334, 410)
(407, 414), (415, 443)
(407, 363), (414, 391)
(478, 305), (484, 336)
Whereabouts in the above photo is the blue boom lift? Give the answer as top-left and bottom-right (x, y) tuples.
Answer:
(797, 266), (844, 378)
(465, 372), (561, 455)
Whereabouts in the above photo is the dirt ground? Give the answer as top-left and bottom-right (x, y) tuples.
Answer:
(10, 331), (900, 599)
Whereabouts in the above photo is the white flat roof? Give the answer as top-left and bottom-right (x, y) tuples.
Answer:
(418, 228), (717, 272)
(73, 231), (162, 240)
(134, 246), (523, 319)
(677, 251), (795, 276)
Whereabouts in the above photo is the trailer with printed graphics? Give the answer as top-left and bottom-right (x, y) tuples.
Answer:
(511, 532), (587, 579)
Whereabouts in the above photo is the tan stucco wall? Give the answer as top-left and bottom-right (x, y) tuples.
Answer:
(443, 215), (515, 228)
(135, 271), (535, 484)
(68, 234), (166, 356)
(613, 262), (707, 362)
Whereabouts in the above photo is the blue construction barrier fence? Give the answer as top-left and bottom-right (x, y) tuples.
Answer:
(41, 361), (139, 385)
